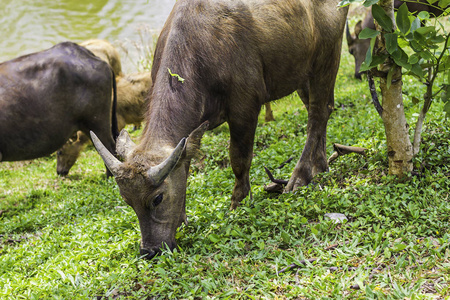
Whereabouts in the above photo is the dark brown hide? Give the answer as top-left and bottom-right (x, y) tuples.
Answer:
(57, 72), (151, 176)
(347, 0), (448, 79)
(92, 0), (348, 259)
(0, 42), (116, 170)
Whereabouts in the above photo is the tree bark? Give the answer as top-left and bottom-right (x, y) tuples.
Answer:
(375, 0), (414, 176)
(379, 66), (413, 175)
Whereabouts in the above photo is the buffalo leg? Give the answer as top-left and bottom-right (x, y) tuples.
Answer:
(285, 84), (335, 192)
(284, 39), (341, 192)
(264, 103), (275, 122)
(228, 107), (260, 210)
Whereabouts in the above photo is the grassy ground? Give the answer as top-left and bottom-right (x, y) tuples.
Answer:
(1, 26), (450, 300)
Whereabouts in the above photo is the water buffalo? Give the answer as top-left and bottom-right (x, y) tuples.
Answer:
(80, 39), (123, 76)
(57, 72), (152, 176)
(0, 42), (117, 174)
(347, 0), (447, 79)
(92, 0), (348, 259)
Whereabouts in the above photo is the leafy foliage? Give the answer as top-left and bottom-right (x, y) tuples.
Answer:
(353, 1), (450, 118)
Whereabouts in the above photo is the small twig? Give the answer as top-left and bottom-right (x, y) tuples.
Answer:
(264, 166), (288, 185)
(329, 266), (358, 272)
(324, 243), (339, 251)
(368, 71), (383, 117)
(277, 258), (318, 274)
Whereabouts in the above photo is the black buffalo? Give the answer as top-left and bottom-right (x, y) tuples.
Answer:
(0, 42), (117, 173)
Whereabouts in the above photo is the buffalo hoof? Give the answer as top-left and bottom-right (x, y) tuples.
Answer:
(140, 248), (157, 260)
(57, 170), (69, 177)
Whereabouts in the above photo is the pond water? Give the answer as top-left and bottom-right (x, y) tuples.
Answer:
(0, 0), (176, 72)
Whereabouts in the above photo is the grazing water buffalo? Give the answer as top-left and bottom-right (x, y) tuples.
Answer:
(57, 72), (152, 176)
(80, 39), (123, 76)
(92, 0), (348, 259)
(0, 42), (117, 173)
(347, 0), (448, 79)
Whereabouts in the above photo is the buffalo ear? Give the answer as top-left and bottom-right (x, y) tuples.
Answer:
(185, 121), (209, 159)
(354, 20), (363, 37)
(116, 129), (136, 159)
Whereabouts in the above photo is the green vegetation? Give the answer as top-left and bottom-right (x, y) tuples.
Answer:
(1, 37), (449, 300)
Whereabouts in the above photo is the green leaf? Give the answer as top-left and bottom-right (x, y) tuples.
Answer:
(390, 243), (407, 252)
(439, 0), (450, 8)
(387, 66), (394, 90)
(411, 17), (421, 33)
(410, 40), (423, 52)
(358, 28), (380, 39)
(208, 233), (221, 243)
(167, 68), (185, 83)
(360, 57), (372, 73)
(444, 101), (450, 115)
(372, 4), (393, 32)
(419, 50), (434, 61)
(415, 26), (436, 36)
(418, 11), (430, 20)
(408, 53), (420, 64)
(431, 35), (445, 44)
(360, 37), (377, 72)
(338, 0), (363, 7)
(411, 63), (424, 78)
(396, 3), (411, 35)
(442, 90), (448, 103)
(385, 33), (398, 54)
(365, 285), (375, 298)
(281, 231), (291, 244)
(311, 227), (319, 235)
(364, 0), (379, 6)
(392, 48), (411, 70)
(338, 0), (352, 7)
(413, 31), (427, 47)
(372, 54), (388, 66)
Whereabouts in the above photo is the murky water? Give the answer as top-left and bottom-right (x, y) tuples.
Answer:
(0, 0), (176, 72)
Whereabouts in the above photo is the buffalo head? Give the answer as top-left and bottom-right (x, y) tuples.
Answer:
(346, 20), (369, 80)
(90, 122), (208, 259)
(57, 131), (90, 176)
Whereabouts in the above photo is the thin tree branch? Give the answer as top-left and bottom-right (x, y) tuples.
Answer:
(368, 71), (384, 117)
(327, 143), (367, 164)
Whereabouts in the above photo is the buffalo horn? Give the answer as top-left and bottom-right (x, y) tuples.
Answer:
(90, 131), (122, 176)
(147, 138), (186, 186)
(346, 19), (354, 42)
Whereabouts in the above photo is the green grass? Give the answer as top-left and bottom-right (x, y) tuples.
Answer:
(1, 43), (450, 299)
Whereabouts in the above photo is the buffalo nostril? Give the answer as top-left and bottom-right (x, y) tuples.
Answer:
(140, 248), (157, 260)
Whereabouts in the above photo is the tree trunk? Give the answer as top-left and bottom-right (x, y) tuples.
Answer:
(379, 66), (413, 175)
(375, 0), (414, 176)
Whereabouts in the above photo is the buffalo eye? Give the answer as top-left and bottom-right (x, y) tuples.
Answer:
(153, 194), (163, 207)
